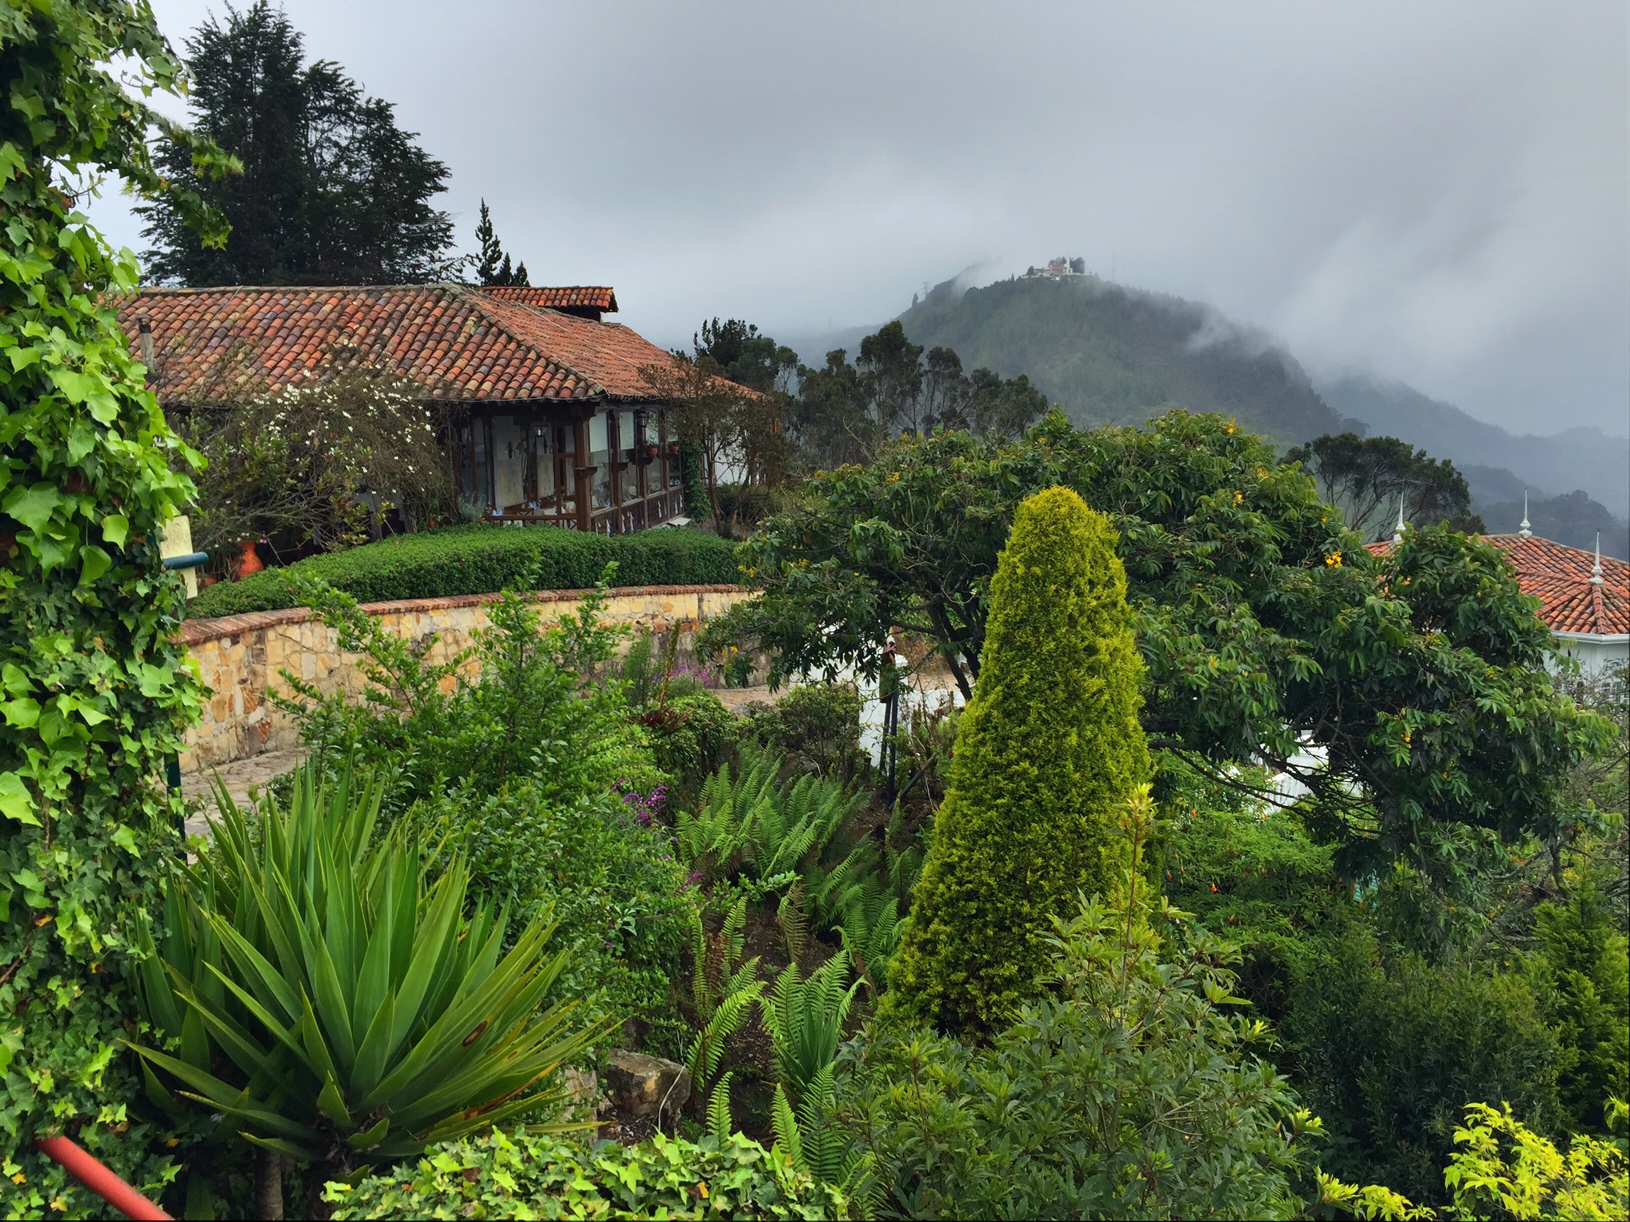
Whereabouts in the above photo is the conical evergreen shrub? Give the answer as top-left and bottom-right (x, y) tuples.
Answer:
(883, 486), (1150, 1037)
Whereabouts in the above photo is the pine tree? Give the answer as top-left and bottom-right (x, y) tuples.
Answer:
(474, 199), (530, 287)
(883, 486), (1151, 1038)
(140, 1), (454, 285)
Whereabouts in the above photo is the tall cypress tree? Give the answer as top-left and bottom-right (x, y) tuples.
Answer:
(140, 1), (455, 285)
(884, 486), (1151, 1038)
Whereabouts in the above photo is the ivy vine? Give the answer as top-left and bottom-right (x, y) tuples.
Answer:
(1, 2), (232, 1212)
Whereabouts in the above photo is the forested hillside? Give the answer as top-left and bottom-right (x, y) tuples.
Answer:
(891, 274), (1349, 444)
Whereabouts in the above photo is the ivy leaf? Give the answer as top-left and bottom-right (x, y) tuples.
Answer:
(4, 483), (62, 533)
(101, 514), (129, 548)
(79, 545), (111, 586)
(2, 697), (40, 729)
(0, 773), (41, 826)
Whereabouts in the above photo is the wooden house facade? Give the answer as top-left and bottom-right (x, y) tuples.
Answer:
(119, 283), (692, 533)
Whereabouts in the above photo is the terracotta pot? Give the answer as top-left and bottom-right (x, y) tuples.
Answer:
(235, 540), (264, 578)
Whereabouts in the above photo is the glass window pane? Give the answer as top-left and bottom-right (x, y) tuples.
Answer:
(619, 408), (640, 501)
(472, 418), (492, 510)
(589, 411), (611, 509)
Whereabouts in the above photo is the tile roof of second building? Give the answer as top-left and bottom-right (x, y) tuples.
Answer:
(116, 283), (671, 404)
(1366, 533), (1629, 638)
(478, 285), (618, 312)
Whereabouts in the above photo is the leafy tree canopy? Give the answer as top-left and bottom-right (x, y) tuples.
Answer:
(474, 198), (528, 287)
(140, 0), (455, 285)
(1284, 431), (1484, 542)
(722, 411), (1613, 876)
(787, 322), (1047, 471)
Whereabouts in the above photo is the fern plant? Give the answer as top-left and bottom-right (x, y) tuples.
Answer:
(684, 897), (765, 1119)
(771, 1064), (874, 1203)
(760, 958), (862, 1109)
(678, 745), (863, 896)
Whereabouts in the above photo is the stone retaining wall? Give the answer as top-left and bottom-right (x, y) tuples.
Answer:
(177, 585), (753, 774)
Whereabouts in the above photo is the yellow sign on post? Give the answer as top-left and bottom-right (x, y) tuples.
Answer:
(158, 514), (199, 600)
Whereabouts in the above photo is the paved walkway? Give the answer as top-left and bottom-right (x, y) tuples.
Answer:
(179, 747), (306, 838)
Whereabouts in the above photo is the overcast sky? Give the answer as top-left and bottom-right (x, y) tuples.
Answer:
(88, 1), (1629, 437)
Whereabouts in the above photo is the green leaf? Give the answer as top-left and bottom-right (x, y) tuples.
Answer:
(4, 483), (62, 533)
(78, 545), (111, 585)
(0, 773), (41, 826)
(101, 513), (129, 548)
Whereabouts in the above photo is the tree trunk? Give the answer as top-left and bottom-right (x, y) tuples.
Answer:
(256, 1149), (284, 1221)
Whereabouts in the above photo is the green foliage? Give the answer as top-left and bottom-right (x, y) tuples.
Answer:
(746, 683), (866, 784)
(685, 900), (766, 1107)
(885, 487), (1150, 1037)
(140, 1), (457, 286)
(1283, 432), (1483, 542)
(1526, 886), (1629, 1134)
(187, 521), (740, 617)
(473, 198), (528, 287)
(1439, 1100), (1628, 1221)
(278, 566), (650, 810)
(0, 0), (236, 1206)
(131, 765), (602, 1171)
(843, 842), (1327, 1218)
(730, 411), (1612, 875)
(649, 691), (743, 795)
(178, 368), (453, 554)
(678, 746), (865, 896)
(1286, 931), (1562, 1203)
(786, 321), (1046, 470)
(761, 959), (862, 1109)
(325, 1125), (849, 1220)
(411, 780), (692, 1042)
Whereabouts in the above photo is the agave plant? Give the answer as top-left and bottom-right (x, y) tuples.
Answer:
(131, 765), (603, 1173)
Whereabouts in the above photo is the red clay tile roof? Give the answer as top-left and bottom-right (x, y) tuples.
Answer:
(1367, 534), (1629, 638)
(478, 285), (618, 313)
(116, 284), (672, 405)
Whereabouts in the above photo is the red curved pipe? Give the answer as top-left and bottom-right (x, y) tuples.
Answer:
(33, 1135), (172, 1221)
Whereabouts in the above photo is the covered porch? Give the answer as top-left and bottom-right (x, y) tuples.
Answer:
(451, 401), (686, 534)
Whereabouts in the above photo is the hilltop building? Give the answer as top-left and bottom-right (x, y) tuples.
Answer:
(1022, 257), (1087, 279)
(119, 284), (689, 534)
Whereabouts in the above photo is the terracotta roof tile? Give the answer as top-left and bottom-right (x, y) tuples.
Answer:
(478, 285), (618, 313)
(116, 284), (672, 406)
(1367, 534), (1629, 638)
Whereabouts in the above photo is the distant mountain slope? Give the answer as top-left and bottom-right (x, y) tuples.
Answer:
(890, 274), (1348, 445)
(1316, 374), (1629, 521)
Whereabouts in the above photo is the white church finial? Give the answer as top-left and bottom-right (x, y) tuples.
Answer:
(1590, 532), (1604, 585)
(1518, 491), (1532, 539)
(1392, 492), (1406, 544)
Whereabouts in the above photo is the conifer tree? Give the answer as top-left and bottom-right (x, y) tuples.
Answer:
(884, 486), (1151, 1038)
(475, 198), (530, 287)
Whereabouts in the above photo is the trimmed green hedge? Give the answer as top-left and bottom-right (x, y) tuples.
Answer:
(185, 524), (741, 618)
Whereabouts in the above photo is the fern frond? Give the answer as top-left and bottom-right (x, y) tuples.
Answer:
(722, 894), (748, 966)
(777, 883), (809, 965)
(707, 1072), (735, 1143)
(770, 1082), (804, 1171)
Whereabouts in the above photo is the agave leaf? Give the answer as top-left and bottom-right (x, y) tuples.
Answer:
(203, 912), (301, 1027)
(350, 991), (398, 1102)
(351, 872), (397, 1047)
(344, 1115), (390, 1151)
(239, 1134), (315, 1161)
(200, 961), (307, 1067)
(315, 1075), (354, 1129)
(386, 874), (463, 1053)
(301, 907), (357, 1073)
(295, 990), (341, 1092)
(127, 1043), (258, 1114)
